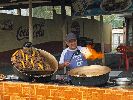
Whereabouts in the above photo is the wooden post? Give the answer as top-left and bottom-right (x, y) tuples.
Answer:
(91, 16), (94, 20)
(61, 2), (66, 49)
(132, 13), (133, 46)
(61, 2), (67, 74)
(29, 0), (33, 43)
(17, 8), (21, 15)
(125, 18), (129, 46)
(100, 15), (105, 65)
(83, 21), (84, 36)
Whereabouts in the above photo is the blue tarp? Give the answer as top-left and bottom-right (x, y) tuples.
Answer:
(71, 0), (133, 16)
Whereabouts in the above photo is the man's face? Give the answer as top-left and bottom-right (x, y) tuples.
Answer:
(66, 39), (77, 50)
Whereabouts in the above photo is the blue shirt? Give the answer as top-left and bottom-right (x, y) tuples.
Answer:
(59, 46), (88, 70)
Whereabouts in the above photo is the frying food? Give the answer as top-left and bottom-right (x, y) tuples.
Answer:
(68, 65), (111, 77)
(11, 48), (54, 71)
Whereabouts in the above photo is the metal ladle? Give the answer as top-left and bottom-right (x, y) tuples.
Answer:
(69, 49), (81, 62)
(64, 49), (81, 74)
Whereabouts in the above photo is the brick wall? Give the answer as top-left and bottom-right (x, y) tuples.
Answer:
(0, 82), (133, 100)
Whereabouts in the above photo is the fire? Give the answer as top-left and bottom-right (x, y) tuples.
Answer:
(11, 48), (45, 71)
(81, 45), (104, 60)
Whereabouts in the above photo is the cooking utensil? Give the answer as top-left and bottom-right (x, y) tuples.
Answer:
(64, 49), (81, 74)
(69, 49), (81, 62)
(5, 74), (19, 80)
(12, 49), (58, 82)
(113, 77), (132, 86)
(68, 65), (111, 86)
(0, 74), (6, 81)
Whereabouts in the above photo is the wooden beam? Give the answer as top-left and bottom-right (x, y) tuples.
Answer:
(29, 0), (33, 43)
(17, 8), (21, 15)
(0, 0), (51, 7)
(100, 15), (105, 65)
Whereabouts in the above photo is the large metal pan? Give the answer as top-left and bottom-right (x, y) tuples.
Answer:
(68, 65), (111, 86)
(12, 49), (58, 82)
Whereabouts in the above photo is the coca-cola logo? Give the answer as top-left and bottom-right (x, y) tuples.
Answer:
(0, 19), (13, 30)
(16, 23), (45, 41)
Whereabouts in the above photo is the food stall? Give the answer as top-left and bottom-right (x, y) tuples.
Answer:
(0, 0), (133, 100)
(0, 42), (133, 100)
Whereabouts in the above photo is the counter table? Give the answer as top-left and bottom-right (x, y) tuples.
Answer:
(0, 81), (133, 100)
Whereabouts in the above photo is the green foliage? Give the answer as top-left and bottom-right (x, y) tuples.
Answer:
(103, 14), (124, 28)
(33, 6), (61, 19)
(33, 7), (123, 28)
(33, 6), (52, 19)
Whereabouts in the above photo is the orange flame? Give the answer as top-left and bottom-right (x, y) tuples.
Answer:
(81, 45), (104, 60)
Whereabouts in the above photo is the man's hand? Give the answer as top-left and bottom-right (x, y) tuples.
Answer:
(58, 61), (70, 70)
(64, 61), (70, 67)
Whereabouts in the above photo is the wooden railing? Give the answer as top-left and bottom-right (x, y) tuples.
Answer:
(116, 45), (133, 71)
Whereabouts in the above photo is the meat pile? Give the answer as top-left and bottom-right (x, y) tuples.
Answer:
(11, 48), (53, 71)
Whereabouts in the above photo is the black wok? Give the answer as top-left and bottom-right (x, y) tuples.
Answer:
(68, 65), (111, 86)
(12, 49), (58, 82)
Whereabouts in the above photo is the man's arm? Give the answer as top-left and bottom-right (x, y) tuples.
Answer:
(58, 49), (70, 69)
(58, 63), (66, 69)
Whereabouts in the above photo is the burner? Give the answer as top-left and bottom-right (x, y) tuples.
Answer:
(5, 74), (19, 80)
(97, 81), (116, 88)
(49, 80), (71, 85)
(4, 74), (123, 88)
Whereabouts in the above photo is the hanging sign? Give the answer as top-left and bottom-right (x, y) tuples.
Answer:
(72, 0), (133, 16)
(100, 0), (132, 13)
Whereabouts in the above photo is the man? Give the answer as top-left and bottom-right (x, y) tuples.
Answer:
(59, 32), (89, 71)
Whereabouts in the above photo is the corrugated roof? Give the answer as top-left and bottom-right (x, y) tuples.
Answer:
(0, 0), (133, 16)
(71, 0), (133, 16)
(0, 0), (72, 10)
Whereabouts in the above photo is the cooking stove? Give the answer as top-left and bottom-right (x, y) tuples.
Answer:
(53, 74), (118, 88)
(4, 74), (22, 82)
(48, 79), (118, 88)
(2, 74), (126, 88)
(96, 81), (116, 88)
